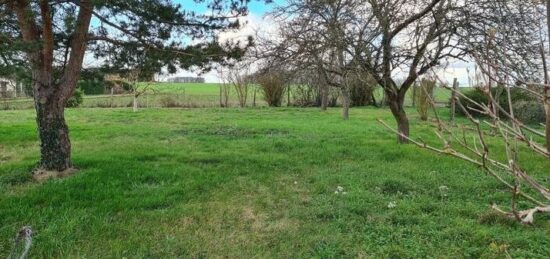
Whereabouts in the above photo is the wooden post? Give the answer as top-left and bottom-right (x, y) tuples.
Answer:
(450, 78), (458, 123)
(287, 85), (291, 106)
(253, 87), (257, 107)
(219, 84), (223, 107)
(412, 84), (416, 107)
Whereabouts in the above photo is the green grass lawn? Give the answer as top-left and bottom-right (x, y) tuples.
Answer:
(0, 107), (548, 258)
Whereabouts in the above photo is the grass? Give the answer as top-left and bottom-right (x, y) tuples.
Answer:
(0, 106), (549, 258)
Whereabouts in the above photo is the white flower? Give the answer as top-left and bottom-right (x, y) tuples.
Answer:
(387, 201), (397, 209)
(294, 181), (298, 185)
(439, 185), (449, 197)
(334, 186), (346, 195)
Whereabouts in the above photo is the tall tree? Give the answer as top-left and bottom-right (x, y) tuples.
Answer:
(0, 0), (252, 172)
(354, 0), (462, 143)
(267, 0), (462, 134)
(269, 0), (366, 120)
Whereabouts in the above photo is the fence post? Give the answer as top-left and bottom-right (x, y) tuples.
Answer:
(287, 85), (291, 106)
(253, 87), (257, 107)
(412, 84), (416, 107)
(450, 78), (459, 123)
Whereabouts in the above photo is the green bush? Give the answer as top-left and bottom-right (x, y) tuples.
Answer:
(513, 101), (546, 124)
(348, 74), (377, 107)
(159, 96), (181, 107)
(78, 80), (106, 95)
(257, 71), (287, 107)
(457, 87), (536, 117)
(66, 88), (84, 108)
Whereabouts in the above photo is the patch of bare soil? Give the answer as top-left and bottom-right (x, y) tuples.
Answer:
(32, 167), (79, 182)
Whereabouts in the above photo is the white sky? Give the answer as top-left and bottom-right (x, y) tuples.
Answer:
(169, 13), (474, 86)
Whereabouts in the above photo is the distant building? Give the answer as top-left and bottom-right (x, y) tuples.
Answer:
(0, 77), (17, 98)
(167, 76), (205, 83)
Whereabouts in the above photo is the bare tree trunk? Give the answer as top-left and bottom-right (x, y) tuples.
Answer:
(320, 84), (328, 111)
(546, 0), (550, 150)
(388, 95), (409, 143)
(544, 80), (550, 150)
(133, 95), (138, 112)
(35, 86), (71, 171)
(341, 87), (350, 120)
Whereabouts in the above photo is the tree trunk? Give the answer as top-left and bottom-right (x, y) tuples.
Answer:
(388, 95), (409, 143)
(321, 85), (328, 111)
(35, 89), (72, 171)
(546, 0), (550, 151)
(133, 95), (138, 112)
(341, 87), (350, 120)
(546, 87), (550, 150)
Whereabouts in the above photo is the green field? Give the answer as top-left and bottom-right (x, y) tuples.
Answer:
(1, 107), (548, 258)
(1, 82), (455, 110)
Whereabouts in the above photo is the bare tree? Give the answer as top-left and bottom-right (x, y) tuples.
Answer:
(256, 69), (289, 107)
(351, 0), (463, 142)
(220, 63), (251, 108)
(265, 0), (365, 119)
(126, 70), (156, 112)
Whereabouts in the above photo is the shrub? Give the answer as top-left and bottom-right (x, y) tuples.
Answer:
(349, 74), (377, 106)
(293, 84), (319, 107)
(457, 87), (537, 117)
(415, 79), (436, 121)
(159, 96), (180, 107)
(257, 71), (286, 107)
(78, 80), (106, 95)
(513, 101), (546, 124)
(66, 88), (84, 108)
(105, 80), (132, 94)
(79, 81), (104, 95)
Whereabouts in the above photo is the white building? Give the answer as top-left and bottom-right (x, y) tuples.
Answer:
(0, 77), (17, 98)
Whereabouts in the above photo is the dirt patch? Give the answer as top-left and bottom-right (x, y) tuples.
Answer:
(32, 167), (79, 182)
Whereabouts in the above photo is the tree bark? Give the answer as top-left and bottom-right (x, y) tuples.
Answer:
(341, 87), (350, 120)
(320, 84), (328, 111)
(10, 0), (92, 172)
(546, 0), (550, 150)
(546, 96), (550, 150)
(34, 84), (71, 171)
(388, 95), (409, 143)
